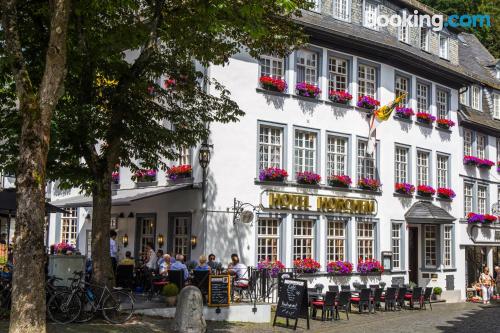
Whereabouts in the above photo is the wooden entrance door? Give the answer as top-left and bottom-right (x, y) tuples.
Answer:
(408, 227), (419, 285)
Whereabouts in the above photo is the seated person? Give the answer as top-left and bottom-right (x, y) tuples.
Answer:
(156, 249), (164, 269)
(195, 255), (210, 272)
(207, 253), (221, 271)
(228, 253), (248, 287)
(119, 251), (135, 266)
(159, 254), (171, 276)
(170, 254), (189, 281)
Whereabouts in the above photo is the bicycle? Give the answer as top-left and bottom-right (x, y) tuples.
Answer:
(48, 271), (135, 324)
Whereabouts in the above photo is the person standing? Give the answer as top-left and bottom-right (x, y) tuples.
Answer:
(110, 230), (118, 275)
(145, 243), (157, 271)
(480, 266), (494, 304)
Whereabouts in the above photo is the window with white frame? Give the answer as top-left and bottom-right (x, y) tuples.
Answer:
(259, 125), (283, 170)
(357, 221), (374, 262)
(311, 0), (321, 11)
(463, 129), (473, 156)
(443, 225), (452, 267)
(398, 12), (409, 43)
(259, 55), (284, 79)
(395, 75), (409, 107)
(424, 225), (437, 267)
(363, 1), (378, 30)
(61, 208), (78, 245)
(358, 64), (376, 99)
(436, 89), (449, 119)
(257, 218), (280, 262)
(327, 135), (348, 177)
(294, 130), (317, 173)
(436, 155), (449, 188)
(416, 82), (430, 113)
(391, 223), (401, 270)
(439, 34), (449, 59)
(327, 220), (345, 261)
(357, 139), (376, 180)
(420, 28), (429, 51)
(293, 219), (315, 259)
(178, 146), (191, 165)
(328, 57), (348, 92)
(296, 50), (318, 85)
(478, 185), (487, 214)
(459, 90), (467, 105)
(464, 182), (474, 216)
(416, 150), (430, 186)
(471, 86), (481, 110)
(394, 146), (409, 184)
(476, 134), (486, 159)
(494, 94), (500, 119)
(332, 0), (349, 21)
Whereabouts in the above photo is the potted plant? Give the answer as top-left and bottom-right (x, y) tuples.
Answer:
(432, 287), (442, 301)
(395, 106), (414, 119)
(53, 242), (76, 255)
(477, 159), (494, 169)
(417, 185), (435, 197)
(358, 178), (381, 191)
(436, 118), (455, 129)
(293, 258), (320, 274)
(484, 214), (497, 223)
(112, 171), (119, 185)
(296, 171), (321, 185)
(328, 90), (352, 104)
(466, 213), (485, 224)
(259, 75), (287, 93)
(437, 188), (456, 200)
(327, 260), (353, 276)
(259, 167), (288, 182)
(167, 165), (193, 181)
(132, 169), (157, 183)
(463, 155), (480, 166)
(395, 182), (415, 195)
(162, 283), (179, 307)
(328, 175), (352, 188)
(416, 112), (436, 124)
(295, 82), (321, 98)
(356, 95), (380, 110)
(257, 259), (285, 278)
(357, 259), (384, 275)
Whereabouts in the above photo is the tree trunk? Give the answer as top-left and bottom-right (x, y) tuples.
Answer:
(9, 105), (49, 333)
(91, 172), (114, 287)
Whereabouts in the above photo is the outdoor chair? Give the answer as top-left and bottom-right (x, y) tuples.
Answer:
(351, 288), (373, 313)
(381, 287), (397, 311)
(308, 288), (320, 303)
(396, 287), (408, 310)
(422, 287), (433, 310)
(335, 291), (351, 320)
(116, 264), (134, 290)
(167, 269), (185, 290)
(369, 284), (379, 290)
(341, 285), (351, 291)
(408, 287), (423, 309)
(192, 270), (209, 301)
(311, 291), (336, 321)
(373, 288), (383, 311)
(328, 285), (339, 293)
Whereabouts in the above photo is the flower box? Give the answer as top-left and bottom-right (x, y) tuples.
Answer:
(477, 159), (494, 169)
(395, 182), (415, 195)
(167, 165), (192, 180)
(497, 162), (500, 173)
(136, 181), (158, 188)
(52, 242), (76, 255)
(112, 171), (120, 185)
(296, 171), (321, 185)
(463, 156), (480, 166)
(259, 167), (288, 182)
(259, 76), (287, 93)
(327, 261), (353, 275)
(132, 169), (157, 183)
(257, 260), (285, 278)
(437, 188), (456, 200)
(484, 214), (497, 223)
(416, 112), (436, 124)
(328, 175), (352, 188)
(395, 107), (414, 119)
(356, 96), (380, 110)
(436, 118), (455, 129)
(293, 258), (320, 274)
(358, 178), (381, 191)
(328, 90), (352, 104)
(417, 185), (435, 197)
(466, 213), (497, 224)
(357, 259), (384, 275)
(296, 82), (321, 98)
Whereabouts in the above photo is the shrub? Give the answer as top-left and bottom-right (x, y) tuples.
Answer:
(162, 283), (179, 297)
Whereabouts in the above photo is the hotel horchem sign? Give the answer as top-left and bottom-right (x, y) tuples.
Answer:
(261, 191), (377, 215)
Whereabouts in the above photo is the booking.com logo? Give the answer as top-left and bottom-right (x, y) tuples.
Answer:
(375, 10), (491, 31)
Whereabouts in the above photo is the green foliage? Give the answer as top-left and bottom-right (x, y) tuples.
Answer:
(433, 287), (442, 295)
(419, 0), (500, 58)
(162, 283), (179, 297)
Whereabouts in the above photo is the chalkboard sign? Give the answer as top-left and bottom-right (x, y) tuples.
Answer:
(273, 278), (309, 330)
(208, 275), (231, 307)
(277, 271), (294, 295)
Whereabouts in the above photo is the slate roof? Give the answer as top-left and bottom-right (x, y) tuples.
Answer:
(458, 104), (500, 136)
(404, 201), (455, 224)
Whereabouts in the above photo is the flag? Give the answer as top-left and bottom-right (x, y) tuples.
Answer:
(366, 93), (407, 155)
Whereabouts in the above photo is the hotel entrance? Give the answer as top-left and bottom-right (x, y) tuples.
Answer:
(408, 226), (419, 285)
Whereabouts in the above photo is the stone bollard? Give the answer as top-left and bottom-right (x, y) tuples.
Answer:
(174, 286), (206, 333)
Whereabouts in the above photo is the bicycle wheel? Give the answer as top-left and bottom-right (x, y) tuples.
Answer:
(74, 291), (95, 323)
(47, 291), (82, 324)
(102, 290), (134, 324)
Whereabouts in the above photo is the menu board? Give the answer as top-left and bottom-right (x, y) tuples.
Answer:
(208, 275), (230, 307)
(273, 278), (309, 330)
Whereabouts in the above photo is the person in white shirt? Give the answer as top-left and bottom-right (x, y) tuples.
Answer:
(145, 243), (157, 271)
(110, 230), (118, 275)
(228, 253), (248, 287)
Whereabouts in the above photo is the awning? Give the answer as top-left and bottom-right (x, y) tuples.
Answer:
(0, 188), (67, 215)
(50, 183), (195, 208)
(404, 201), (456, 224)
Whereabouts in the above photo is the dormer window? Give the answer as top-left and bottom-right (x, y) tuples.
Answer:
(398, 11), (409, 43)
(420, 28), (429, 51)
(439, 34), (449, 59)
(332, 0), (350, 21)
(363, 1), (378, 30)
(471, 85), (481, 110)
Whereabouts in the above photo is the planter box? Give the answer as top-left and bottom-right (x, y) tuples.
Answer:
(355, 106), (375, 114)
(112, 183), (121, 190)
(48, 255), (86, 287)
(167, 177), (194, 185)
(136, 181), (158, 188)
(358, 272), (382, 277)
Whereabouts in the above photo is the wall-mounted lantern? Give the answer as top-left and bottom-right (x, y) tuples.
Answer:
(157, 234), (165, 248)
(122, 234), (129, 248)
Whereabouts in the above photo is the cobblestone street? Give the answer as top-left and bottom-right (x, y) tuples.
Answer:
(1, 302), (498, 333)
